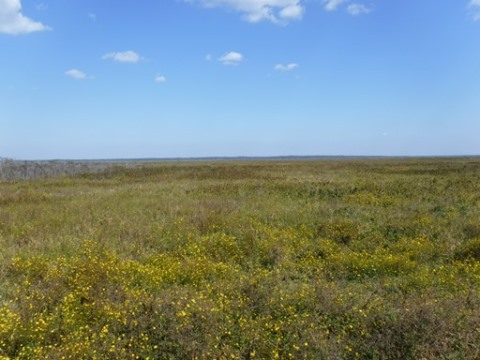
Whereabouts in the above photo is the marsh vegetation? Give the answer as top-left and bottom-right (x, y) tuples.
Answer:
(1, 158), (480, 359)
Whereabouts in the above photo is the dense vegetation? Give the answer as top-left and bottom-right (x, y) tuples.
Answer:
(1, 158), (480, 359)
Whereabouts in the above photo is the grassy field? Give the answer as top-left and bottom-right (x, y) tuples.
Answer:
(1, 158), (480, 359)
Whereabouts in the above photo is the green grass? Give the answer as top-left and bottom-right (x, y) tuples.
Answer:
(1, 158), (480, 359)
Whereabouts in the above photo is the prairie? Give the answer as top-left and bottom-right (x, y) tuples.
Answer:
(1, 158), (480, 359)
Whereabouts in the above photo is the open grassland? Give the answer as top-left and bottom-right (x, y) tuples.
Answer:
(1, 158), (480, 359)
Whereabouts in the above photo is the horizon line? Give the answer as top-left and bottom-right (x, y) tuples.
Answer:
(2, 154), (480, 162)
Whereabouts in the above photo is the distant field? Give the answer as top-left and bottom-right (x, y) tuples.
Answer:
(1, 158), (480, 359)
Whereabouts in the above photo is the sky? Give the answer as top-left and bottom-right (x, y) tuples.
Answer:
(1, 0), (480, 160)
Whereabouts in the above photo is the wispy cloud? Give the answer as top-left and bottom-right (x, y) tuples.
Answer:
(88, 13), (96, 20)
(35, 3), (47, 11)
(154, 75), (167, 83)
(0, 0), (50, 34)
(65, 69), (88, 80)
(185, 0), (304, 24)
(274, 63), (299, 72)
(323, 0), (346, 12)
(218, 51), (244, 65)
(347, 3), (372, 16)
(102, 51), (142, 63)
(470, 0), (480, 21)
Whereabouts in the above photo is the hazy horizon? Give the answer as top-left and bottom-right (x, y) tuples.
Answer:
(3, 154), (480, 162)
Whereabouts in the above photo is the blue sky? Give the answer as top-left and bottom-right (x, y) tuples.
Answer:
(1, 0), (480, 159)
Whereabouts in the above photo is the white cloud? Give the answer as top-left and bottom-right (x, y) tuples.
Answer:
(186, 0), (304, 24)
(274, 63), (298, 71)
(347, 3), (372, 16)
(154, 75), (167, 83)
(0, 0), (50, 34)
(102, 50), (141, 63)
(323, 0), (345, 11)
(218, 51), (243, 65)
(279, 4), (304, 20)
(65, 69), (87, 80)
